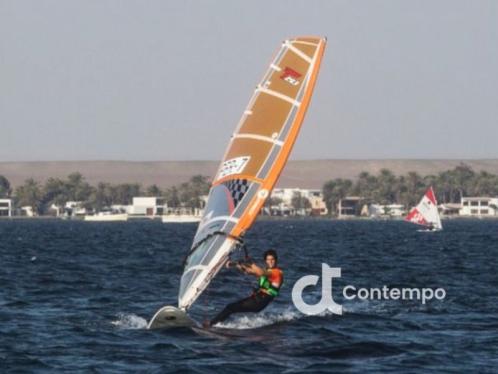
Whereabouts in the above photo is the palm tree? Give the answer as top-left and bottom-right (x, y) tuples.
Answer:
(353, 171), (375, 202)
(291, 191), (311, 215)
(86, 182), (113, 211)
(112, 184), (141, 205)
(376, 169), (396, 204)
(67, 172), (93, 201)
(0, 175), (11, 198)
(43, 177), (68, 215)
(473, 171), (498, 197)
(451, 163), (475, 201)
(402, 171), (424, 207)
(323, 178), (353, 216)
(176, 176), (210, 208)
(146, 184), (162, 197)
(164, 186), (180, 208)
(15, 178), (43, 215)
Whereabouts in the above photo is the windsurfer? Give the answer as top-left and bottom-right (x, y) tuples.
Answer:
(207, 249), (283, 327)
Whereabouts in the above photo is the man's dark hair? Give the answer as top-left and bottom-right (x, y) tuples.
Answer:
(263, 249), (278, 261)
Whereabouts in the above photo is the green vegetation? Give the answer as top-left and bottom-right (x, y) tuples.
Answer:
(322, 178), (353, 215)
(1, 173), (211, 215)
(177, 175), (210, 209)
(14, 178), (44, 214)
(0, 175), (11, 198)
(291, 191), (312, 211)
(2, 163), (498, 216)
(323, 164), (498, 214)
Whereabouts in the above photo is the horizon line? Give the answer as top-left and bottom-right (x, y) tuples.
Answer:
(2, 158), (498, 163)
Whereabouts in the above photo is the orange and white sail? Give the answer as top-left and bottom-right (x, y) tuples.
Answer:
(178, 36), (327, 310)
(405, 187), (442, 230)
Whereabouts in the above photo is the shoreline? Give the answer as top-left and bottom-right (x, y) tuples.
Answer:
(1, 216), (497, 221)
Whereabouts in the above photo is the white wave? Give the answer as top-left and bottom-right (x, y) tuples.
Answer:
(215, 307), (302, 330)
(213, 300), (400, 330)
(111, 313), (148, 329)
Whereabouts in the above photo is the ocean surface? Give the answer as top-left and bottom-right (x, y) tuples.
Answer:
(1, 218), (497, 373)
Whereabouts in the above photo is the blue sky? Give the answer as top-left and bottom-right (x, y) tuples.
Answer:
(1, 0), (497, 161)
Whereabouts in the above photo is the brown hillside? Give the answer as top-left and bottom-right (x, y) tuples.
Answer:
(1, 160), (498, 189)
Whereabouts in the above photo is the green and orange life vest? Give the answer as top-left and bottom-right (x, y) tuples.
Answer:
(258, 267), (283, 297)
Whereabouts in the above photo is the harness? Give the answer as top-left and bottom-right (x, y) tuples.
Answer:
(257, 269), (283, 297)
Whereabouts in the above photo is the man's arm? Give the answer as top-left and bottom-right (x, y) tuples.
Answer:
(227, 260), (265, 277)
(242, 262), (265, 277)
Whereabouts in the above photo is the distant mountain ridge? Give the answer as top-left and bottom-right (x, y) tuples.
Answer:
(2, 160), (498, 189)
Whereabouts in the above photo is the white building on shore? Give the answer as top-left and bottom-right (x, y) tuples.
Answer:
(269, 188), (327, 216)
(307, 190), (328, 216)
(128, 197), (165, 217)
(439, 203), (461, 217)
(20, 206), (34, 217)
(460, 197), (498, 217)
(338, 196), (363, 218)
(50, 201), (87, 217)
(367, 204), (406, 218)
(0, 199), (12, 217)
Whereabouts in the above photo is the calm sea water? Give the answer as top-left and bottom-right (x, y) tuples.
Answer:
(1, 218), (497, 372)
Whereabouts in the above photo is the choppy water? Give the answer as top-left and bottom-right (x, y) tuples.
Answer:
(1, 218), (497, 372)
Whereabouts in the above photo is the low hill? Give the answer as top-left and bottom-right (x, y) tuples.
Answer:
(2, 160), (498, 189)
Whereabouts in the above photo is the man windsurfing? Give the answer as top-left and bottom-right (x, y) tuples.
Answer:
(206, 249), (283, 327)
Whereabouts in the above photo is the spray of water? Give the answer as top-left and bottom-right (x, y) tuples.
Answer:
(111, 313), (148, 329)
(215, 307), (303, 329)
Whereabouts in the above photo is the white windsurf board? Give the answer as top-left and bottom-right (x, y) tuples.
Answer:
(147, 305), (198, 330)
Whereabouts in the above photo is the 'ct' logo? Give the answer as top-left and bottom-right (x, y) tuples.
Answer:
(292, 263), (343, 316)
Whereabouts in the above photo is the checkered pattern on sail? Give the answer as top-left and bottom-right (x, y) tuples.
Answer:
(224, 179), (249, 208)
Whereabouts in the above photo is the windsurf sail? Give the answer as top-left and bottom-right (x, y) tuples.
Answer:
(178, 36), (327, 310)
(405, 186), (442, 230)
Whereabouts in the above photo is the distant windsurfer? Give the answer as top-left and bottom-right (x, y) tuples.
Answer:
(206, 249), (283, 327)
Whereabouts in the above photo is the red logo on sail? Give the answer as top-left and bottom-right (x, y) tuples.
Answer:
(280, 67), (302, 86)
(405, 208), (428, 226)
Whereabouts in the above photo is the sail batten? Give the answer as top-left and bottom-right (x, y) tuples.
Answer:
(178, 37), (326, 310)
(256, 86), (302, 106)
(233, 133), (284, 146)
(285, 41), (313, 63)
